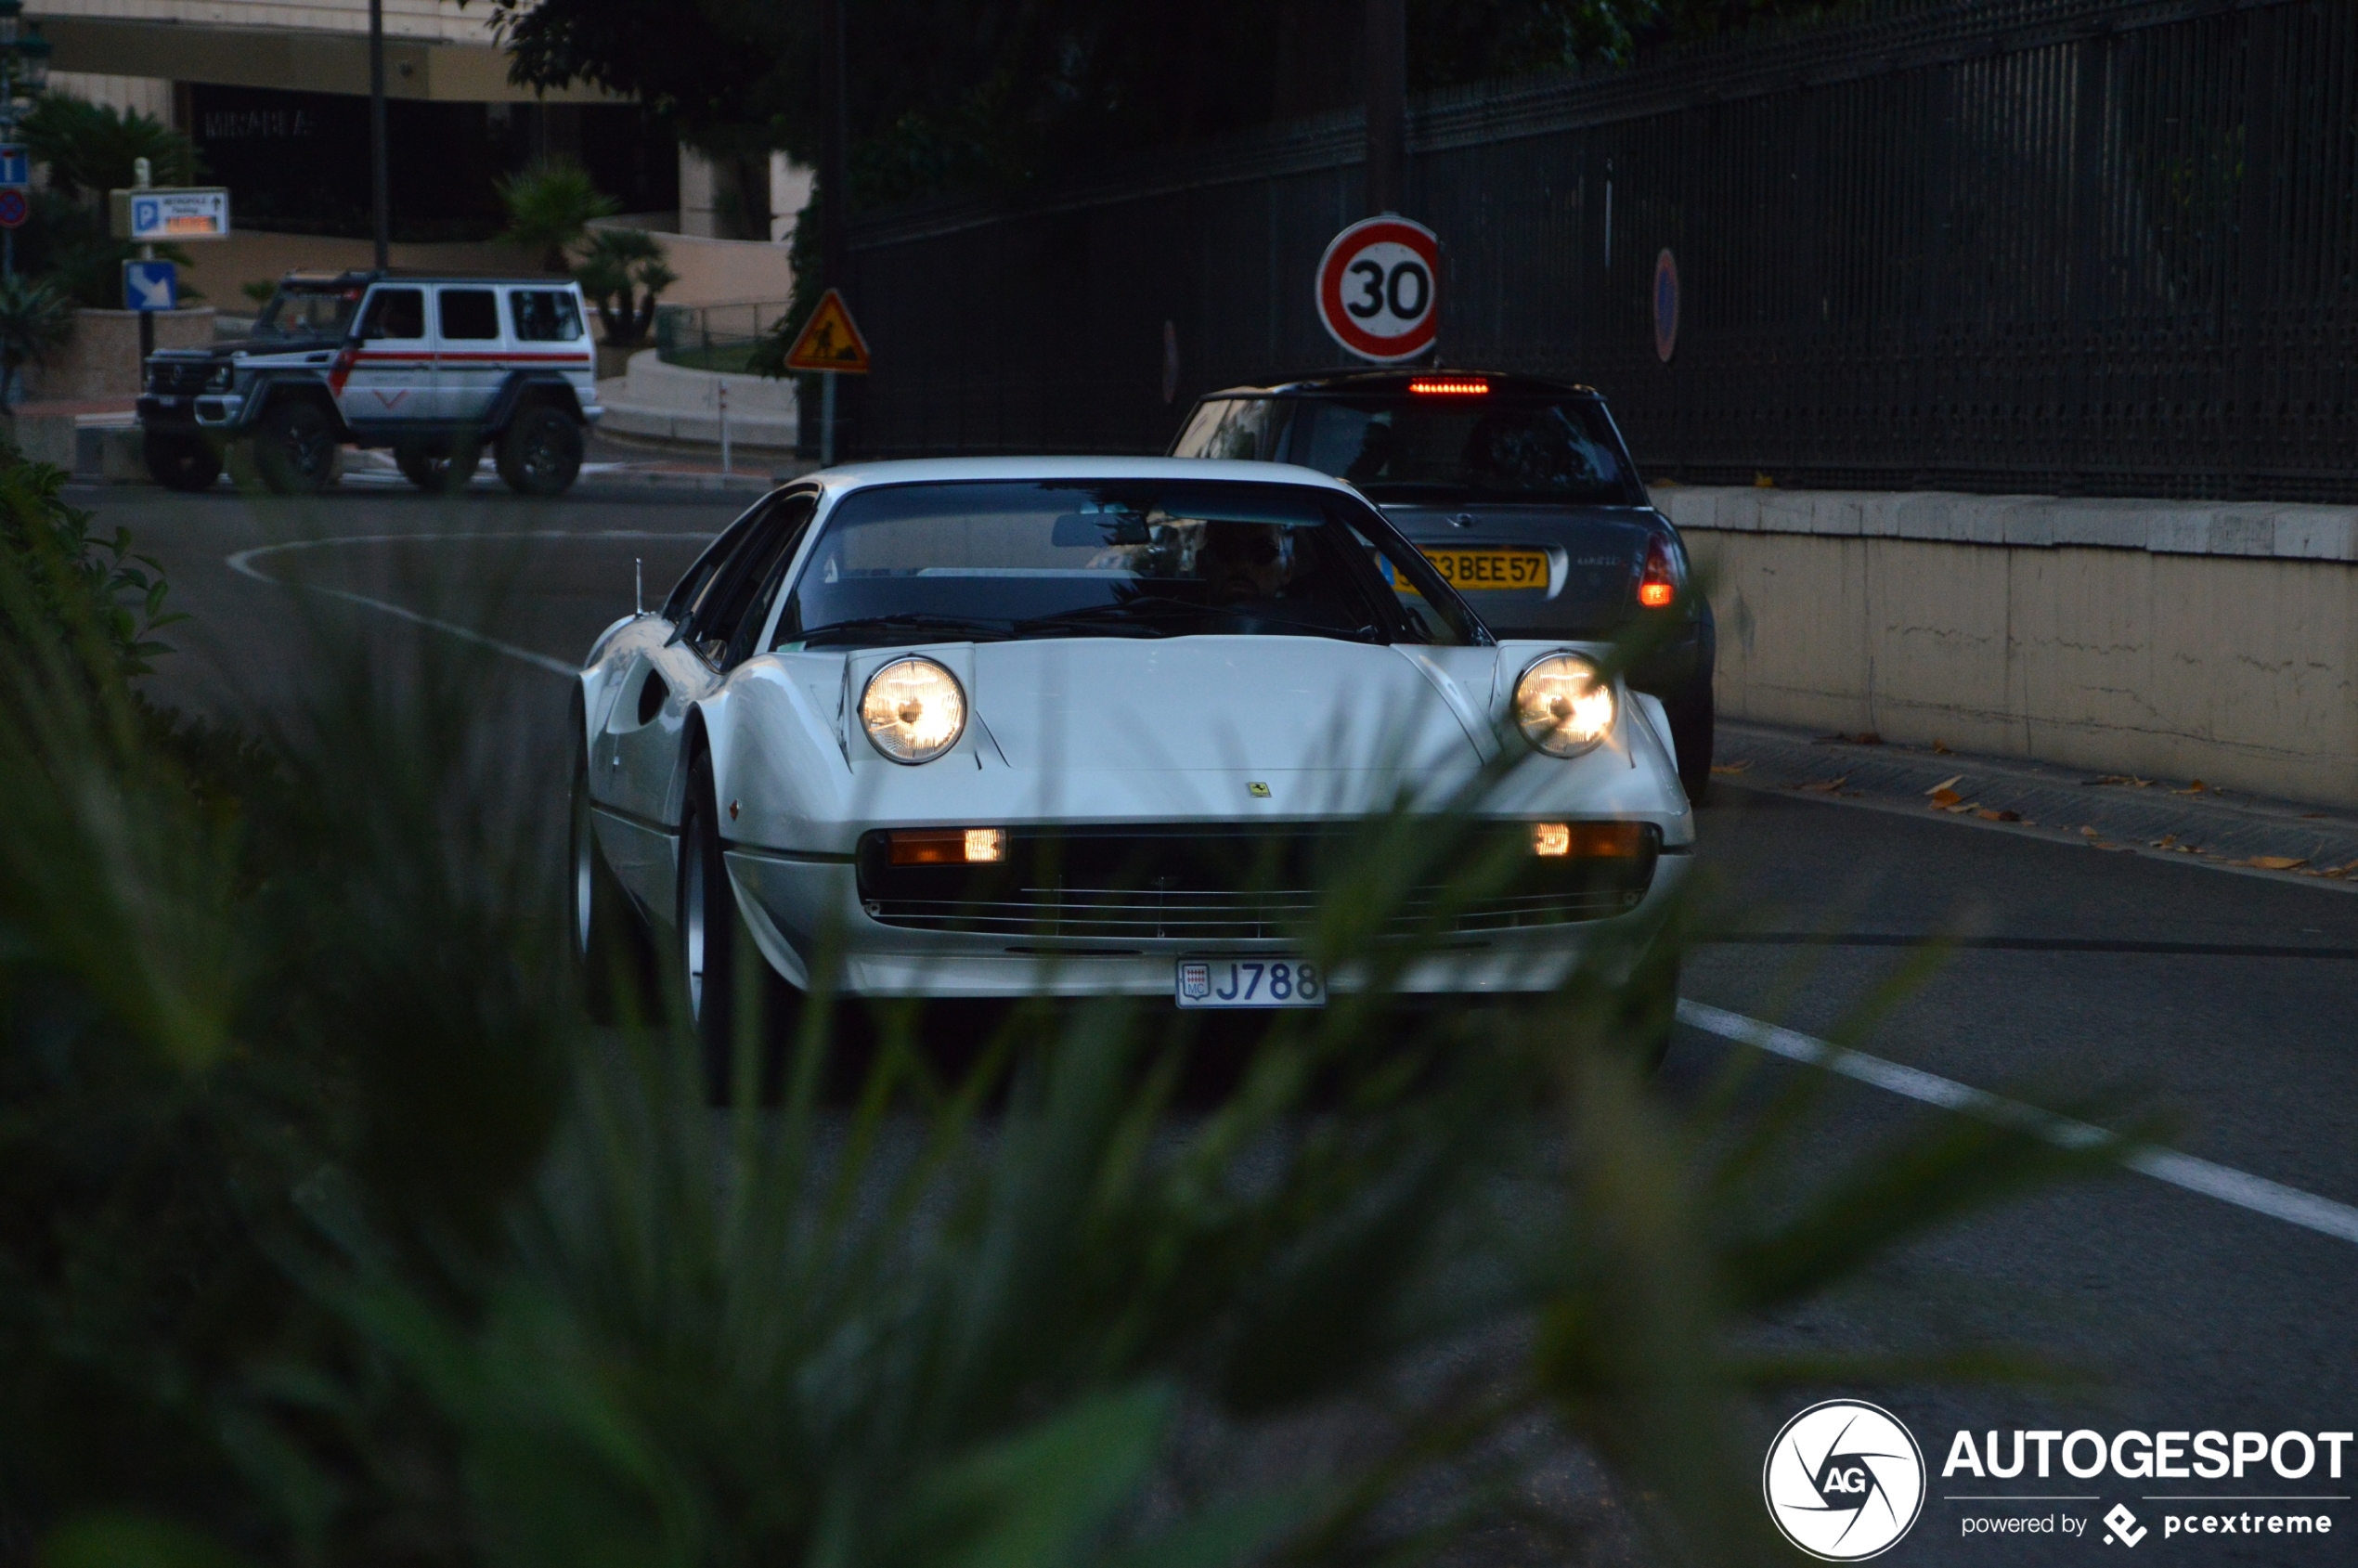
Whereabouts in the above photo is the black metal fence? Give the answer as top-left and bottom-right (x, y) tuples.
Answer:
(844, 0), (2358, 501)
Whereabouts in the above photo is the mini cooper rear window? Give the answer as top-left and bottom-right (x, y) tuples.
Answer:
(511, 290), (584, 342)
(438, 289), (499, 340)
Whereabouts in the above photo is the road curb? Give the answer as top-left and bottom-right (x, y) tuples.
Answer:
(1713, 720), (2358, 892)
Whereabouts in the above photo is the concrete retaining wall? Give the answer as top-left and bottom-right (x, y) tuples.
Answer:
(1656, 487), (2358, 809)
(597, 347), (797, 449)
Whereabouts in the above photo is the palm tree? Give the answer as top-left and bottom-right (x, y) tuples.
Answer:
(496, 161), (619, 272)
(573, 227), (678, 347)
(0, 276), (72, 408)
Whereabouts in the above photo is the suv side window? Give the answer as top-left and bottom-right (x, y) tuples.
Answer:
(512, 290), (584, 342)
(358, 288), (425, 341)
(438, 288), (499, 341)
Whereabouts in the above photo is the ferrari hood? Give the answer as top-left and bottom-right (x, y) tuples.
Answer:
(970, 637), (1485, 774)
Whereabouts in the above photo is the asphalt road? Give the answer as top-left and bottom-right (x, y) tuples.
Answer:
(107, 479), (2358, 1567)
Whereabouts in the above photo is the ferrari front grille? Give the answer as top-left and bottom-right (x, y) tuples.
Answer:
(854, 823), (1655, 940)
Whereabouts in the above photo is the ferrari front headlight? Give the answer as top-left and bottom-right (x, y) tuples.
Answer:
(860, 656), (966, 763)
(1512, 653), (1614, 757)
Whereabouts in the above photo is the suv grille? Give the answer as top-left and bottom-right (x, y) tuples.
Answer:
(855, 823), (1656, 941)
(147, 360), (214, 397)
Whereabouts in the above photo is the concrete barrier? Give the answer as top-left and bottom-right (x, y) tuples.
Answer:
(597, 348), (797, 450)
(1657, 487), (2358, 808)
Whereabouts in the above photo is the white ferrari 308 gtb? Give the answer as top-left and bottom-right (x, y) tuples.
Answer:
(570, 458), (1693, 1052)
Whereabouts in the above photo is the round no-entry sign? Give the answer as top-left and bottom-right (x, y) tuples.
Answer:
(1316, 215), (1441, 362)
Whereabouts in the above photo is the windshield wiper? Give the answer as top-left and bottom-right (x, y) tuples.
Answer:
(797, 613), (1013, 647)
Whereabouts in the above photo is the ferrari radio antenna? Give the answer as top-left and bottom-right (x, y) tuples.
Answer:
(634, 558), (643, 616)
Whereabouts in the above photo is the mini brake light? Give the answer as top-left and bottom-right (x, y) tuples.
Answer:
(1638, 535), (1678, 608)
(1407, 377), (1489, 395)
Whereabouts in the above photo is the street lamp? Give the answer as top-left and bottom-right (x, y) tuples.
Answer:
(0, 1), (49, 278)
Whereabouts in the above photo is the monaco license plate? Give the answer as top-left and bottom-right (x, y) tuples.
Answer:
(1399, 547), (1549, 591)
(1174, 956), (1326, 1009)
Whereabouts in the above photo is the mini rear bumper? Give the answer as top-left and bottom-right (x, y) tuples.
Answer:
(722, 845), (1691, 1000)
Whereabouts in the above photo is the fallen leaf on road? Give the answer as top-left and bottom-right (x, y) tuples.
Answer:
(2175, 779), (2209, 794)
(1926, 774), (1964, 796)
(1709, 759), (1752, 774)
(2084, 774), (2154, 788)
(2092, 840), (2130, 850)
(1930, 740), (1953, 754)
(1929, 788), (1963, 808)
(2244, 856), (2309, 871)
(2079, 825), (2100, 837)
(2153, 834), (2178, 849)
(1798, 777), (1849, 792)
(1977, 809), (2022, 822)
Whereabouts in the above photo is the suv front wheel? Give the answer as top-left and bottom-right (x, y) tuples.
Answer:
(497, 404), (584, 498)
(253, 398), (341, 495)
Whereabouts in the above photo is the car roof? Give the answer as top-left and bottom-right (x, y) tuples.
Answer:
(1194, 369), (1602, 400)
(277, 270), (577, 289)
(800, 456), (1368, 499)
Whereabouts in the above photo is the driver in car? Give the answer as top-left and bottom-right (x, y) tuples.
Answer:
(1192, 520), (1296, 604)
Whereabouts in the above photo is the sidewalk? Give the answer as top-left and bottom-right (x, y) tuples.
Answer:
(1712, 719), (2358, 891)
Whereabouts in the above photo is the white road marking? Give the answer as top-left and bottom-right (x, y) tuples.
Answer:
(1678, 999), (2358, 1248)
(226, 529), (698, 679)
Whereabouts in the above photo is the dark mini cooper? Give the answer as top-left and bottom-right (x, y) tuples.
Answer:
(1170, 370), (1716, 800)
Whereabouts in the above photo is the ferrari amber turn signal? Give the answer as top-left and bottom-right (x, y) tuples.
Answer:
(887, 828), (1008, 866)
(1530, 821), (1647, 858)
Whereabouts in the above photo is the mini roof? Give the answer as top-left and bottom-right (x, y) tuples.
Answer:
(1196, 369), (1601, 399)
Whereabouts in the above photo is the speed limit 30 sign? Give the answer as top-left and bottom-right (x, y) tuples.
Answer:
(1315, 216), (1440, 362)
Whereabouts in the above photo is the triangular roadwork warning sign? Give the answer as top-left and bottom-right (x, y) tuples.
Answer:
(782, 288), (872, 373)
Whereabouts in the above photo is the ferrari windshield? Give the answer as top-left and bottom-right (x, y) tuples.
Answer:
(253, 285), (365, 341)
(777, 479), (1480, 649)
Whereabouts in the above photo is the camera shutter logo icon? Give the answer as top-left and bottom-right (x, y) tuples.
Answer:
(1762, 1399), (1926, 1560)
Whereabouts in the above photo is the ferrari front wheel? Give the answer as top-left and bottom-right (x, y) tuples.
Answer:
(570, 720), (653, 1022)
(680, 748), (793, 1105)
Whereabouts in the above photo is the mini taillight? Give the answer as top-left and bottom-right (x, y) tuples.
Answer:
(1639, 535), (1678, 608)
(1532, 822), (1646, 858)
(1407, 377), (1489, 395)
(887, 828), (1006, 865)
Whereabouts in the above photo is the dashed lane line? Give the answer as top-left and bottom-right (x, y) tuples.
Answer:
(226, 529), (702, 680)
(1678, 999), (2358, 1249)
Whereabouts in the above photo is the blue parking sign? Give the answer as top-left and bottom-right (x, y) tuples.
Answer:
(123, 259), (177, 313)
(0, 145), (26, 189)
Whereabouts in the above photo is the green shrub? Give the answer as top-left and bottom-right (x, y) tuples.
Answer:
(0, 483), (2118, 1568)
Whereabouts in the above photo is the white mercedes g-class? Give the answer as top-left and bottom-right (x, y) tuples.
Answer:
(136, 270), (602, 496)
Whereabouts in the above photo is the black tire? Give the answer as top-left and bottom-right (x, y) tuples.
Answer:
(395, 439), (482, 493)
(570, 722), (654, 1023)
(143, 430), (222, 491)
(1667, 682), (1716, 808)
(253, 397), (341, 495)
(496, 404), (584, 497)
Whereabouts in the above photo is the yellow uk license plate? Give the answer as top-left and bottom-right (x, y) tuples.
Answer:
(1399, 548), (1550, 591)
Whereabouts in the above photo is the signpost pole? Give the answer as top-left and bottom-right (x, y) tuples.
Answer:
(1364, 0), (1405, 216)
(368, 0), (389, 270)
(135, 158), (155, 367)
(820, 370), (836, 467)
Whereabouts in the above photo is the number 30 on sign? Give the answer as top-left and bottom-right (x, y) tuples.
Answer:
(1315, 215), (1441, 362)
